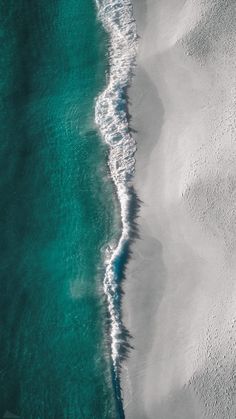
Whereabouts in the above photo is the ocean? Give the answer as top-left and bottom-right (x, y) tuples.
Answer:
(0, 0), (136, 418)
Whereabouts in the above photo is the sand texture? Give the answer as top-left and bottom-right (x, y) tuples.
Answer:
(122, 1), (236, 418)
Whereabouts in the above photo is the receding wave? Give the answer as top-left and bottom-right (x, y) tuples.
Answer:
(95, 0), (138, 377)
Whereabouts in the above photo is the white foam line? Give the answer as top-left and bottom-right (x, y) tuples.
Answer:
(95, 0), (138, 374)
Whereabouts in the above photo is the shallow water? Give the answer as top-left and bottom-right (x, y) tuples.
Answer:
(0, 0), (118, 417)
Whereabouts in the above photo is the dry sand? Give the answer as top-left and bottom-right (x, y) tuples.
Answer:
(122, 1), (236, 418)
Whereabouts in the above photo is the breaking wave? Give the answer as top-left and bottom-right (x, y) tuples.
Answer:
(95, 0), (138, 377)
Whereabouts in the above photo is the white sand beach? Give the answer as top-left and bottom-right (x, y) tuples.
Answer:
(122, 1), (236, 418)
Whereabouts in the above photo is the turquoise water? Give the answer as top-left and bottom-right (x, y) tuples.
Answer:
(0, 0), (120, 417)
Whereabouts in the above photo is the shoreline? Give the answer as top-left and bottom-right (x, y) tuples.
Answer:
(122, 1), (236, 418)
(95, 1), (138, 417)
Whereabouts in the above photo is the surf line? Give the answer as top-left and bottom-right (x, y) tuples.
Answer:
(95, 0), (138, 383)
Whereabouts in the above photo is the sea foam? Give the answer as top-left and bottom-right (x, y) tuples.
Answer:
(95, 0), (137, 375)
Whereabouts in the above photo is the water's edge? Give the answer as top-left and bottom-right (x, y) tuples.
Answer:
(95, 0), (138, 416)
